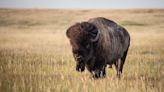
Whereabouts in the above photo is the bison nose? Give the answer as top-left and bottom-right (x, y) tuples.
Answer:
(76, 64), (85, 72)
(74, 54), (83, 61)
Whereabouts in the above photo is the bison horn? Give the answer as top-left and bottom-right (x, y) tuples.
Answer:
(91, 29), (100, 42)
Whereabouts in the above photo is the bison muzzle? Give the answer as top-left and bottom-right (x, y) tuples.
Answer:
(66, 17), (130, 79)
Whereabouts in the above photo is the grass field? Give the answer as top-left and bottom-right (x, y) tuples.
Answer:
(0, 9), (164, 92)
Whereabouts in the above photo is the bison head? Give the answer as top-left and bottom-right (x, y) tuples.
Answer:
(66, 22), (100, 72)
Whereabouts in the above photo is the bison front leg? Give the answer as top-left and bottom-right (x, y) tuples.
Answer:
(92, 65), (106, 79)
(93, 69), (100, 78)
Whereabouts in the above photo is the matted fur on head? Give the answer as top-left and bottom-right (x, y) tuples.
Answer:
(66, 22), (99, 72)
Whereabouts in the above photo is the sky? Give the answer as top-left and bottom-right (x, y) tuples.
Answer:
(0, 0), (164, 9)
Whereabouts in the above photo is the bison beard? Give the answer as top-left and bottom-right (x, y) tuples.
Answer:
(66, 17), (130, 79)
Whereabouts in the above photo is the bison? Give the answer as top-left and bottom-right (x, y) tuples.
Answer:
(66, 17), (130, 78)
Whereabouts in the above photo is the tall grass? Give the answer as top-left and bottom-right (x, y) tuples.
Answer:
(0, 9), (164, 92)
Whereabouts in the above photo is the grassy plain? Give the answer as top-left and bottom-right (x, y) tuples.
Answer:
(0, 9), (164, 92)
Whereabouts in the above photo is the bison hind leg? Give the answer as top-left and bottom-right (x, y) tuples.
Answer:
(102, 65), (106, 78)
(114, 49), (128, 79)
(120, 49), (128, 73)
(114, 60), (121, 79)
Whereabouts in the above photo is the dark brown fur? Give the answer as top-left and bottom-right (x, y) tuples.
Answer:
(66, 17), (130, 78)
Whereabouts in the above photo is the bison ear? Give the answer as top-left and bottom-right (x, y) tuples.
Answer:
(66, 28), (71, 38)
(66, 23), (81, 39)
(80, 22), (100, 42)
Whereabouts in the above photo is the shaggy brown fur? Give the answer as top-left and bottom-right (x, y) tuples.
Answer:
(66, 17), (130, 78)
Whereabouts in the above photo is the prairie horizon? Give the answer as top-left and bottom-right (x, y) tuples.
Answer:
(0, 9), (164, 92)
(1, 0), (164, 9)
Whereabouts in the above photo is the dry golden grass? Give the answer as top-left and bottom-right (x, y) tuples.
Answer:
(0, 9), (164, 92)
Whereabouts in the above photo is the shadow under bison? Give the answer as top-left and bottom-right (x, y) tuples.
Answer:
(66, 17), (130, 79)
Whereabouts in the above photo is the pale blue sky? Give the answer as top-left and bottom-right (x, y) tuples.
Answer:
(0, 0), (164, 9)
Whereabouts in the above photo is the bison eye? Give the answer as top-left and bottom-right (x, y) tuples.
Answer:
(86, 44), (90, 49)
